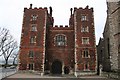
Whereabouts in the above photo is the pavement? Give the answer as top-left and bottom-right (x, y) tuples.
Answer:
(1, 72), (118, 80)
(0, 67), (17, 80)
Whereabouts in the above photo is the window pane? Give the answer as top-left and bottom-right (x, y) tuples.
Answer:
(84, 63), (89, 70)
(30, 36), (36, 43)
(81, 26), (89, 32)
(83, 50), (89, 58)
(82, 37), (89, 44)
(31, 24), (37, 31)
(81, 15), (87, 21)
(55, 35), (66, 46)
(31, 15), (38, 21)
(29, 63), (33, 70)
(29, 51), (34, 58)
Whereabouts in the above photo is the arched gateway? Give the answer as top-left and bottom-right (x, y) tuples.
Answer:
(51, 60), (62, 74)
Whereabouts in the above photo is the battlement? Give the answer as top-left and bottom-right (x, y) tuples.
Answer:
(49, 25), (74, 31)
(49, 25), (74, 30)
(73, 5), (93, 12)
(24, 4), (48, 12)
(24, 7), (48, 11)
(54, 25), (69, 27)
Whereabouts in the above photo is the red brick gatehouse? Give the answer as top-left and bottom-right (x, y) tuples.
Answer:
(19, 4), (96, 75)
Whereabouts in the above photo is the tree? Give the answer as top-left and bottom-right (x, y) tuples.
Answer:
(10, 51), (19, 66)
(0, 28), (18, 68)
(0, 28), (8, 56)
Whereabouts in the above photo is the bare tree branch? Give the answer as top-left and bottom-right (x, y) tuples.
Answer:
(10, 50), (19, 65)
(0, 28), (9, 56)
(0, 27), (18, 68)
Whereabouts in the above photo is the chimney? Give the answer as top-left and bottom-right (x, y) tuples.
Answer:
(74, 7), (77, 12)
(49, 6), (52, 16)
(70, 8), (73, 15)
(30, 4), (32, 9)
(85, 5), (89, 9)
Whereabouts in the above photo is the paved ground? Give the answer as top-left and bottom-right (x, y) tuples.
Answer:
(1, 72), (117, 80)
(0, 67), (16, 79)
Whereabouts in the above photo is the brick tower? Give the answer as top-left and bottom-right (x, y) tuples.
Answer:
(19, 4), (48, 74)
(19, 4), (96, 76)
(73, 6), (96, 75)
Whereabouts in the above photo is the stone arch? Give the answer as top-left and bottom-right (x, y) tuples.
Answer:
(51, 60), (62, 74)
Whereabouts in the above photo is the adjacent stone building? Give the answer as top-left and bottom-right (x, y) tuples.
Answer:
(103, 1), (120, 72)
(97, 38), (104, 74)
(19, 4), (96, 75)
(97, 1), (120, 78)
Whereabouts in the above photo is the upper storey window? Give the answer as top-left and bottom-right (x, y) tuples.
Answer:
(82, 37), (89, 44)
(31, 24), (37, 31)
(82, 49), (90, 58)
(55, 34), (66, 46)
(81, 26), (89, 32)
(81, 15), (87, 21)
(29, 51), (34, 58)
(30, 36), (36, 44)
(31, 14), (38, 21)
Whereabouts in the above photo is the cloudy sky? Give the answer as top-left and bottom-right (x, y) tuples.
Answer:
(0, 0), (107, 46)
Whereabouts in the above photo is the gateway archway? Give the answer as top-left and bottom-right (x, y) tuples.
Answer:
(51, 60), (62, 74)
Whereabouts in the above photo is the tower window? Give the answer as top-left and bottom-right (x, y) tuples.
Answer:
(83, 49), (89, 58)
(81, 15), (87, 21)
(55, 34), (66, 46)
(82, 37), (89, 44)
(31, 15), (38, 21)
(29, 63), (34, 70)
(84, 63), (89, 71)
(81, 26), (89, 32)
(29, 51), (34, 58)
(30, 36), (36, 44)
(31, 24), (37, 31)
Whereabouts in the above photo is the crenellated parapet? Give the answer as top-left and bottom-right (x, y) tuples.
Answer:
(69, 5), (94, 27)
(49, 25), (74, 31)
(54, 25), (69, 27)
(24, 4), (48, 12)
(73, 5), (93, 12)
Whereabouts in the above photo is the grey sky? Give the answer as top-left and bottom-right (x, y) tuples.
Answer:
(0, 0), (107, 45)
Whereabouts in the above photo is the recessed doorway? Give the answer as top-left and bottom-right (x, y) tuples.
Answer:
(51, 60), (62, 74)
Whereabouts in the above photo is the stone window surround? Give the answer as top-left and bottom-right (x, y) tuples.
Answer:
(28, 63), (34, 70)
(82, 49), (90, 58)
(84, 63), (90, 71)
(54, 34), (67, 46)
(82, 37), (90, 44)
(30, 24), (37, 31)
(81, 14), (88, 21)
(31, 14), (38, 21)
(30, 36), (37, 44)
(29, 51), (34, 58)
(81, 26), (89, 32)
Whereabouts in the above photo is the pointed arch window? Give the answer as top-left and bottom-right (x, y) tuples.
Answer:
(55, 34), (66, 46)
